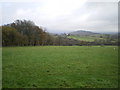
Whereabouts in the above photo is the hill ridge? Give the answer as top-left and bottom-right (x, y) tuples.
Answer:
(69, 30), (99, 36)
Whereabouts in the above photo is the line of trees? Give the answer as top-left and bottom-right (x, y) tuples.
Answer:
(2, 20), (82, 46)
(2, 20), (53, 46)
(1, 20), (119, 46)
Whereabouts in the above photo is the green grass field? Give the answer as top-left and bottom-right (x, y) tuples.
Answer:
(67, 35), (99, 42)
(2, 46), (118, 88)
(67, 34), (109, 42)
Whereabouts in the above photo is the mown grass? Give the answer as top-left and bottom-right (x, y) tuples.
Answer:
(0, 47), (2, 89)
(2, 46), (118, 88)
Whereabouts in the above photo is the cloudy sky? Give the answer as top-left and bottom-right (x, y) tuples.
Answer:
(0, 0), (119, 33)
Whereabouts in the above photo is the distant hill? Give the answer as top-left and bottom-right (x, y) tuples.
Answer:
(69, 30), (99, 36)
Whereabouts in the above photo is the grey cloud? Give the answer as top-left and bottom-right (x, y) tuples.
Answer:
(1, 1), (118, 33)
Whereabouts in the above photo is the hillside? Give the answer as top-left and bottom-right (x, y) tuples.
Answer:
(67, 30), (118, 43)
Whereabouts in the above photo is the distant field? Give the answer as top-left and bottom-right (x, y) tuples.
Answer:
(67, 35), (103, 42)
(3, 46), (118, 88)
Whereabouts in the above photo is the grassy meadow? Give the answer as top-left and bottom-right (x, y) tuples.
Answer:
(67, 35), (100, 42)
(2, 46), (118, 88)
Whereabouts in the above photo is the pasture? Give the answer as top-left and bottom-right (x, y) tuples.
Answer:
(2, 46), (118, 88)
(67, 35), (99, 42)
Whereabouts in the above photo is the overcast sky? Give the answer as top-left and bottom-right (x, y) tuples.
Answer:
(0, 0), (119, 33)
